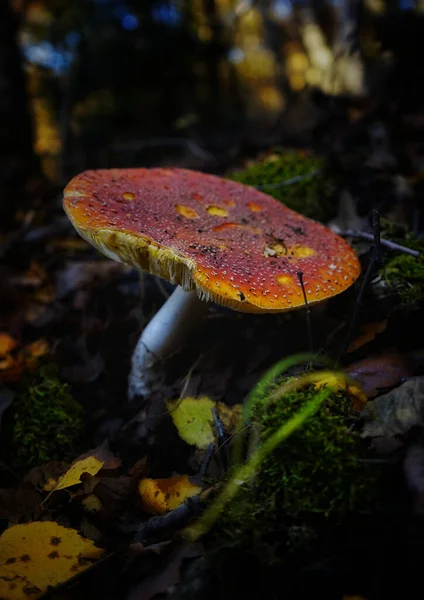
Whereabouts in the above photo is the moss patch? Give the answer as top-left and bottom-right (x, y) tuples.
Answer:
(213, 378), (377, 562)
(227, 149), (336, 222)
(12, 364), (84, 467)
(377, 221), (424, 309)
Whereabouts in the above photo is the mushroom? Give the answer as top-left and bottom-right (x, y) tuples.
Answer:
(63, 167), (361, 399)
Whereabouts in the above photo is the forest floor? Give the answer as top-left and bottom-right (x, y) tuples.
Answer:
(1, 96), (424, 600)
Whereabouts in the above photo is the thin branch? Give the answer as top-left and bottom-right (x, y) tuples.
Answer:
(340, 229), (420, 257)
(256, 168), (320, 191)
(337, 210), (382, 362)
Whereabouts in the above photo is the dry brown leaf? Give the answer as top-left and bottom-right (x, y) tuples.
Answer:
(362, 377), (424, 450)
(127, 543), (203, 600)
(24, 462), (70, 491)
(346, 354), (414, 399)
(138, 475), (202, 516)
(347, 320), (387, 353)
(216, 402), (243, 433)
(0, 522), (104, 600)
(0, 354), (24, 383)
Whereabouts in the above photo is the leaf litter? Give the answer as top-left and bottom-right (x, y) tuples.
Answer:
(1, 110), (424, 600)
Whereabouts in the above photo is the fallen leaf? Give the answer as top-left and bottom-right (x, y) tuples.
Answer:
(346, 354), (414, 398)
(24, 462), (70, 491)
(166, 397), (215, 450)
(216, 402), (243, 433)
(45, 442), (120, 492)
(166, 397), (242, 450)
(93, 477), (134, 518)
(0, 354), (24, 383)
(0, 337), (50, 383)
(47, 456), (104, 492)
(347, 320), (387, 353)
(56, 261), (128, 299)
(0, 521), (104, 600)
(314, 373), (367, 410)
(76, 440), (121, 471)
(0, 333), (18, 358)
(82, 494), (104, 513)
(0, 485), (43, 524)
(23, 339), (49, 359)
(127, 542), (203, 600)
(11, 262), (48, 289)
(362, 377), (424, 449)
(138, 475), (202, 515)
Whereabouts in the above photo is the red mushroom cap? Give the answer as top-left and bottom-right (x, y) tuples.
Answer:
(63, 167), (360, 313)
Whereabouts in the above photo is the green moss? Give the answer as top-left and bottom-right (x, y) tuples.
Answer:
(13, 364), (84, 466)
(378, 221), (424, 309)
(250, 384), (371, 518)
(216, 379), (375, 553)
(227, 149), (336, 222)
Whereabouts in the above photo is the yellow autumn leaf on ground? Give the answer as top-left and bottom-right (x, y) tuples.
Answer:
(314, 373), (367, 410)
(166, 396), (215, 449)
(166, 397), (243, 449)
(0, 522), (104, 600)
(47, 456), (104, 492)
(0, 333), (18, 358)
(138, 475), (202, 515)
(45, 442), (120, 493)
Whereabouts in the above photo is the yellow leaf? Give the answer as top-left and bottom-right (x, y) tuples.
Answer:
(166, 396), (215, 450)
(0, 333), (18, 358)
(82, 494), (103, 513)
(44, 443), (120, 494)
(314, 374), (367, 410)
(0, 521), (104, 600)
(138, 475), (202, 515)
(48, 456), (104, 492)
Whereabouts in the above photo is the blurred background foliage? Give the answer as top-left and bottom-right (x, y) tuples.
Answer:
(3, 0), (424, 201)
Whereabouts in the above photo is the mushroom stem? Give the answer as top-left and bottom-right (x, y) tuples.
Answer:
(128, 286), (208, 400)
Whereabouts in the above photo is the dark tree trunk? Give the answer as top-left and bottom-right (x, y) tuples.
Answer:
(0, 0), (39, 228)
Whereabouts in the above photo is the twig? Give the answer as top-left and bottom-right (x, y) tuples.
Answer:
(340, 229), (420, 257)
(297, 271), (313, 361)
(337, 210), (382, 362)
(256, 168), (320, 191)
(212, 408), (228, 469)
(200, 443), (215, 477)
(134, 496), (202, 544)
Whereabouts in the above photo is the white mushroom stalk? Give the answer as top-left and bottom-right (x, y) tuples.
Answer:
(128, 287), (209, 400)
